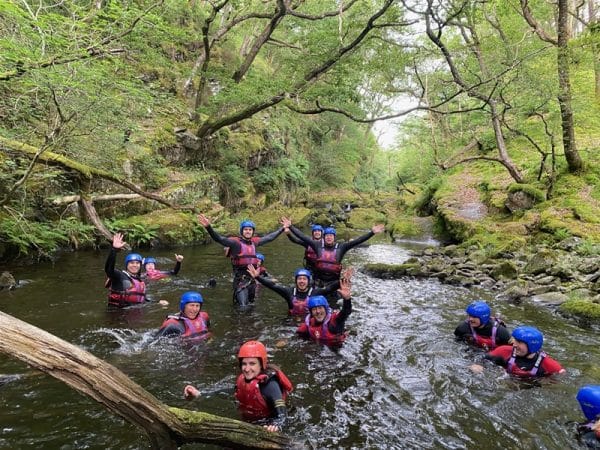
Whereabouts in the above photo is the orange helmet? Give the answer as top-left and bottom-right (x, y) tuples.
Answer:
(238, 340), (268, 369)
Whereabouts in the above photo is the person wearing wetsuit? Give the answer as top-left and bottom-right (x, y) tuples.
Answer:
(197, 214), (283, 306)
(155, 291), (210, 339)
(454, 301), (511, 351)
(577, 385), (600, 449)
(104, 232), (146, 307)
(481, 326), (566, 377)
(282, 217), (384, 286)
(247, 266), (348, 316)
(285, 224), (323, 275)
(296, 278), (352, 348)
(143, 254), (184, 281)
(184, 340), (292, 433)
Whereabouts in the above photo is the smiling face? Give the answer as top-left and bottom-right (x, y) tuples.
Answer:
(240, 357), (262, 381)
(182, 302), (201, 320)
(512, 339), (530, 357)
(126, 260), (141, 275)
(241, 227), (254, 239)
(324, 234), (335, 245)
(310, 305), (327, 322)
(467, 315), (482, 328)
(312, 230), (322, 240)
(296, 275), (310, 291)
(144, 262), (156, 271)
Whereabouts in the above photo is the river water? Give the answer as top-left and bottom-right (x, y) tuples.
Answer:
(0, 235), (597, 449)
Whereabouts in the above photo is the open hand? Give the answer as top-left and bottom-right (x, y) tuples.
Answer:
(175, 254), (184, 262)
(197, 214), (211, 227)
(372, 224), (385, 234)
(112, 232), (127, 250)
(183, 385), (200, 400)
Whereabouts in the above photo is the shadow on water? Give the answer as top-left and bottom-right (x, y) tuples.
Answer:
(0, 236), (598, 449)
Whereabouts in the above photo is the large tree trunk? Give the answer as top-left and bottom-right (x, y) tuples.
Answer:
(557, 0), (584, 172)
(0, 311), (291, 450)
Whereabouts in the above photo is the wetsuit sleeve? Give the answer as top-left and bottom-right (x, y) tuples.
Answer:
(205, 225), (241, 253)
(256, 276), (294, 309)
(337, 230), (375, 259)
(260, 378), (287, 430)
(257, 227), (284, 246)
(155, 320), (185, 338)
(484, 345), (511, 367)
(540, 356), (565, 375)
(288, 225), (318, 252)
(286, 232), (305, 246)
(105, 247), (119, 278)
(328, 298), (352, 335)
(454, 322), (471, 340)
(495, 326), (512, 346)
(313, 280), (340, 296)
(169, 261), (182, 276)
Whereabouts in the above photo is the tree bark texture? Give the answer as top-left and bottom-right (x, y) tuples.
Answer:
(0, 311), (291, 449)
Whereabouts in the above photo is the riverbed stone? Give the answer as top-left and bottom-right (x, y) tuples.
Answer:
(490, 261), (519, 280)
(523, 249), (557, 275)
(0, 271), (16, 290)
(503, 280), (529, 302)
(531, 291), (569, 306)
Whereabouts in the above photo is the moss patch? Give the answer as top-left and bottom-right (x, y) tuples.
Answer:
(559, 297), (600, 321)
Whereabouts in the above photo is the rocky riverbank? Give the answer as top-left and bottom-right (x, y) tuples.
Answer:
(364, 236), (600, 323)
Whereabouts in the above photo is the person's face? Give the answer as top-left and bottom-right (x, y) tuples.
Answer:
(467, 315), (482, 328)
(183, 302), (201, 319)
(127, 261), (141, 274)
(242, 227), (254, 239)
(296, 275), (309, 290)
(512, 339), (530, 357)
(241, 357), (261, 381)
(144, 262), (156, 271)
(311, 306), (327, 322)
(324, 234), (335, 245)
(312, 230), (322, 240)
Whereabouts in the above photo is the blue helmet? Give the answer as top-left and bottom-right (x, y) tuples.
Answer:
(577, 385), (600, 421)
(307, 295), (329, 310)
(295, 268), (312, 281)
(323, 227), (336, 236)
(512, 326), (543, 354)
(311, 224), (324, 233)
(256, 253), (265, 262)
(125, 253), (143, 264)
(180, 291), (203, 311)
(143, 257), (157, 266)
(239, 220), (255, 235)
(466, 301), (491, 325)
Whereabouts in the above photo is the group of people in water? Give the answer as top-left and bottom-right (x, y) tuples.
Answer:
(455, 300), (600, 447)
(104, 214), (600, 443)
(104, 215), (383, 432)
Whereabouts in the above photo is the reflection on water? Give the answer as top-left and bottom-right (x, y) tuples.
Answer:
(0, 236), (597, 449)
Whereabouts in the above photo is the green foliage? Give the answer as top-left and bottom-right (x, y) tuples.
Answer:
(560, 297), (600, 321)
(0, 216), (69, 257)
(507, 183), (547, 203)
(105, 218), (159, 247)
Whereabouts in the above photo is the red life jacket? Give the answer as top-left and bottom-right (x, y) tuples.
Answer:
(289, 287), (312, 316)
(235, 369), (293, 421)
(467, 318), (502, 350)
(315, 243), (342, 276)
(303, 311), (347, 346)
(161, 312), (210, 339)
(230, 237), (260, 268)
(107, 271), (146, 306)
(144, 269), (169, 281)
(506, 349), (546, 377)
(304, 242), (319, 268)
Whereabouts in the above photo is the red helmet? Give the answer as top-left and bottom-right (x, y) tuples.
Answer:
(238, 340), (268, 369)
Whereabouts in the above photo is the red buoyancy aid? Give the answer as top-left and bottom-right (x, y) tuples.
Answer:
(467, 318), (501, 350)
(107, 272), (146, 306)
(230, 238), (260, 268)
(144, 269), (169, 281)
(315, 244), (342, 276)
(289, 287), (312, 316)
(235, 369), (293, 421)
(161, 312), (210, 338)
(304, 311), (347, 346)
(304, 245), (318, 267)
(507, 349), (547, 377)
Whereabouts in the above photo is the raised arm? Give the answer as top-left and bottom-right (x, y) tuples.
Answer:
(105, 233), (126, 277)
(338, 224), (384, 257)
(247, 265), (293, 308)
(328, 277), (353, 334)
(197, 214), (240, 249)
(257, 226), (284, 246)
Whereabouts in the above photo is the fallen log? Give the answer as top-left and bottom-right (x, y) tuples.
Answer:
(52, 193), (142, 205)
(0, 311), (292, 449)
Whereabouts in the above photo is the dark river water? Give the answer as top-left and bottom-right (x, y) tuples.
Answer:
(0, 234), (598, 449)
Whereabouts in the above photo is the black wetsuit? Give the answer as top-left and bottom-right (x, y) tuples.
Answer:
(288, 225), (375, 284)
(255, 275), (339, 312)
(105, 248), (146, 306)
(454, 320), (511, 349)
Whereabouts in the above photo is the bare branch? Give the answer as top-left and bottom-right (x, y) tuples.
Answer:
(286, 0), (358, 20)
(519, 0), (558, 44)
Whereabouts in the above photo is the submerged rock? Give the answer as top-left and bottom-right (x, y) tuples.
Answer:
(0, 271), (16, 290)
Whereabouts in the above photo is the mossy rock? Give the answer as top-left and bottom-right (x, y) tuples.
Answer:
(507, 183), (546, 203)
(346, 208), (386, 230)
(123, 210), (205, 245)
(559, 298), (600, 321)
(363, 263), (420, 279)
(389, 215), (425, 239)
